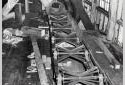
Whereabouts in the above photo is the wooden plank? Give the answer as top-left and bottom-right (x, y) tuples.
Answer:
(68, 13), (83, 41)
(113, 23), (119, 42)
(81, 32), (123, 85)
(109, 43), (123, 64)
(90, 0), (96, 24)
(95, 11), (101, 25)
(31, 36), (49, 85)
(14, 3), (23, 23)
(94, 37), (121, 66)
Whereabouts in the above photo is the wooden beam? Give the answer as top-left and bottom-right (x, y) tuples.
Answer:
(14, 3), (23, 23)
(90, 0), (97, 24)
(106, 0), (119, 41)
(80, 32), (122, 85)
(69, 0), (94, 30)
(96, 7), (109, 17)
(116, 0), (123, 20)
(109, 43), (123, 64)
(31, 36), (49, 85)
(94, 37), (121, 66)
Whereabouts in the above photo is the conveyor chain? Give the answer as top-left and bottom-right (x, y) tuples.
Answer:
(48, 1), (104, 85)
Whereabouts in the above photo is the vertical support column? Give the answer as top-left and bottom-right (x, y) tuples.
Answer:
(114, 0), (123, 44)
(90, 0), (96, 24)
(95, 0), (100, 30)
(106, 0), (118, 41)
(116, 0), (123, 20)
(15, 3), (23, 23)
(25, 0), (29, 13)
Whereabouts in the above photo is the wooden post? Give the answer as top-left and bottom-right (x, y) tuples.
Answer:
(15, 3), (23, 23)
(106, 0), (118, 41)
(113, 0), (123, 44)
(25, 0), (29, 13)
(95, 0), (100, 30)
(90, 0), (96, 24)
(116, 0), (123, 20)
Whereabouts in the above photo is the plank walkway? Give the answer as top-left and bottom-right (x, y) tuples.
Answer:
(81, 32), (123, 85)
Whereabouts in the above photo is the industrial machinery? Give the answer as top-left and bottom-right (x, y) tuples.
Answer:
(47, 1), (109, 85)
(2, 0), (116, 85)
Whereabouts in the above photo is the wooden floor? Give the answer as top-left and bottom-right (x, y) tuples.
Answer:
(81, 31), (123, 85)
(2, 39), (38, 85)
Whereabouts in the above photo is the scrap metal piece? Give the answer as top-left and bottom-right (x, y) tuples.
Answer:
(3, 28), (23, 46)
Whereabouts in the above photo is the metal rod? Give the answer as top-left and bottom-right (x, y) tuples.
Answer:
(57, 52), (85, 55)
(63, 76), (98, 80)
(51, 28), (72, 30)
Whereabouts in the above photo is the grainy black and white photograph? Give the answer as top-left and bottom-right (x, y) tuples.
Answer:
(2, 0), (123, 85)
